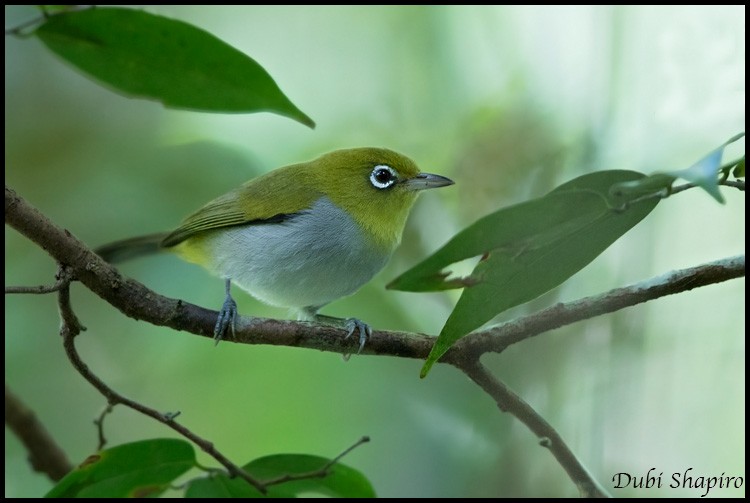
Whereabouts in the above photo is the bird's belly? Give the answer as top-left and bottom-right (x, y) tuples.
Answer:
(195, 199), (391, 310)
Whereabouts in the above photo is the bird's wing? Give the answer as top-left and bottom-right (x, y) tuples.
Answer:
(161, 166), (320, 248)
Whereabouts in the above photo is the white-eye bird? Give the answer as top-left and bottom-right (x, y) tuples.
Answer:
(96, 147), (453, 353)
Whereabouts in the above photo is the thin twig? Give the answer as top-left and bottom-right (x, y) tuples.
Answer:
(456, 360), (610, 498)
(620, 177), (745, 207)
(5, 5), (91, 36)
(55, 276), (268, 494)
(56, 266), (86, 336)
(93, 403), (115, 451)
(5, 384), (73, 481)
(6, 264), (75, 294)
(670, 178), (745, 196)
(5, 282), (66, 294)
(263, 436), (371, 488)
(724, 179), (746, 190)
(4, 14), (44, 37)
(453, 254), (745, 358)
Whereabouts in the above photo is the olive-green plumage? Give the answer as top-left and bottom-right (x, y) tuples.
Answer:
(96, 147), (453, 325)
(166, 148), (423, 251)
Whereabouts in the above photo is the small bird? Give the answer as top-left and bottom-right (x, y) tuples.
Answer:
(96, 147), (453, 353)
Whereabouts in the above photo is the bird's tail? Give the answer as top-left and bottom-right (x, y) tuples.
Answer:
(95, 233), (168, 264)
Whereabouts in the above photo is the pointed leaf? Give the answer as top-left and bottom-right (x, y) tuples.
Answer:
(46, 438), (196, 498)
(392, 171), (659, 377)
(185, 454), (375, 498)
(35, 7), (314, 128)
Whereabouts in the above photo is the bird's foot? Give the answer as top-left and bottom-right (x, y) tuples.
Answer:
(214, 279), (237, 344)
(311, 313), (372, 360)
(343, 318), (372, 361)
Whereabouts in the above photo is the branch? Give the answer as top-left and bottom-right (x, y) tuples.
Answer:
(723, 179), (745, 190)
(93, 404), (114, 451)
(454, 255), (746, 358)
(455, 360), (609, 498)
(5, 384), (73, 481)
(54, 274), (268, 494)
(5, 6), (89, 37)
(4, 14), (44, 37)
(670, 177), (744, 196)
(5, 280), (66, 294)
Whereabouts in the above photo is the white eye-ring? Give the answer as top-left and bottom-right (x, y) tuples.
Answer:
(370, 165), (398, 189)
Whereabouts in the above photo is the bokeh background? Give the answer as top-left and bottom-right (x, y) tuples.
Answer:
(5, 5), (745, 497)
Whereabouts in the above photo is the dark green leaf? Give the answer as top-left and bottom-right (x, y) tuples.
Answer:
(46, 438), (196, 498)
(35, 7), (314, 128)
(185, 454), (375, 498)
(184, 474), (266, 498)
(389, 171), (659, 377)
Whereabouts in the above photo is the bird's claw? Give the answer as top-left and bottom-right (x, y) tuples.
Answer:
(214, 294), (237, 344)
(343, 318), (372, 361)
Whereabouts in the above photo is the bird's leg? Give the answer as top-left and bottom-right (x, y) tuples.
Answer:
(308, 309), (372, 360)
(214, 278), (237, 344)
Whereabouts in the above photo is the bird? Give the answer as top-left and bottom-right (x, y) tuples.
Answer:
(96, 147), (454, 354)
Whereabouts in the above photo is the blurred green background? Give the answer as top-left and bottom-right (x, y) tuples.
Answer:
(5, 5), (745, 497)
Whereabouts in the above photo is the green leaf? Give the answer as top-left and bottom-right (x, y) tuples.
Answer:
(184, 474), (266, 498)
(46, 438), (196, 498)
(185, 454), (376, 498)
(35, 7), (315, 128)
(732, 156), (745, 178)
(389, 171), (659, 377)
(612, 132), (745, 204)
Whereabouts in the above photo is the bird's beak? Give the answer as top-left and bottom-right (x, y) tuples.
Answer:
(402, 172), (454, 191)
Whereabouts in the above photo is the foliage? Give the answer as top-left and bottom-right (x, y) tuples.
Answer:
(35, 7), (314, 127)
(46, 439), (373, 498)
(389, 140), (744, 376)
(6, 5), (745, 499)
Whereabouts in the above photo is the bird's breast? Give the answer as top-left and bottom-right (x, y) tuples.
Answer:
(182, 197), (393, 309)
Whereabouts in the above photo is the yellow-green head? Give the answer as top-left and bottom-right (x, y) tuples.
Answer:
(305, 148), (454, 249)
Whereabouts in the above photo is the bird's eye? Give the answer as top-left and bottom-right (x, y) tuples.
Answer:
(370, 165), (398, 189)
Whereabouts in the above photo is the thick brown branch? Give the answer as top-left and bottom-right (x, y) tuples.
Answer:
(455, 360), (609, 498)
(5, 384), (73, 481)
